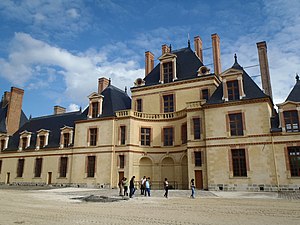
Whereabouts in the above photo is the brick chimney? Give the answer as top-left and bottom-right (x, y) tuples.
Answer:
(256, 41), (273, 99)
(145, 51), (154, 77)
(211, 33), (222, 76)
(6, 87), (24, 135)
(194, 36), (203, 62)
(162, 44), (170, 55)
(1, 91), (11, 108)
(54, 106), (66, 115)
(98, 77), (109, 94)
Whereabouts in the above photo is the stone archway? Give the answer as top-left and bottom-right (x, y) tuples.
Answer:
(139, 157), (153, 180)
(161, 157), (175, 188)
(181, 155), (188, 189)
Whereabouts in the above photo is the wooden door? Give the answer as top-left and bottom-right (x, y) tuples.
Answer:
(195, 170), (203, 189)
(47, 172), (52, 185)
(118, 171), (124, 183)
(6, 172), (10, 184)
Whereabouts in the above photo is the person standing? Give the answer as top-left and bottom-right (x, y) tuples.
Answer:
(140, 176), (146, 195)
(163, 178), (169, 198)
(118, 177), (124, 196)
(190, 178), (195, 198)
(123, 177), (129, 197)
(145, 177), (151, 197)
(129, 176), (136, 198)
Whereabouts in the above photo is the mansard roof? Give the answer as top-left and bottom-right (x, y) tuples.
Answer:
(285, 75), (300, 102)
(143, 47), (205, 86)
(5, 110), (85, 151)
(206, 59), (267, 105)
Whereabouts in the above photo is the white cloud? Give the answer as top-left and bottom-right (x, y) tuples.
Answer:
(0, 32), (143, 108)
(68, 103), (80, 112)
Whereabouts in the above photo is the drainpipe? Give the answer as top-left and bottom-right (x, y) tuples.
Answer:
(271, 134), (279, 191)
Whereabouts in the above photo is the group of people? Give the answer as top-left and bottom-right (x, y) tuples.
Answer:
(118, 176), (196, 199)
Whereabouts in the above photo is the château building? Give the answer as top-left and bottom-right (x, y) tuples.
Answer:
(0, 34), (299, 191)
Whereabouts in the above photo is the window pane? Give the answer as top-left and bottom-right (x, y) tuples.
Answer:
(39, 135), (45, 147)
(163, 95), (174, 113)
(60, 157), (68, 177)
(87, 156), (96, 177)
(227, 80), (239, 100)
(91, 102), (99, 118)
(231, 149), (247, 177)
(22, 137), (27, 149)
(284, 111), (299, 132)
(89, 128), (97, 146)
(136, 99), (142, 112)
(181, 123), (187, 144)
(0, 139), (5, 150)
(163, 62), (173, 83)
(202, 89), (209, 101)
(163, 128), (173, 146)
(119, 155), (125, 169)
(194, 152), (202, 166)
(288, 147), (300, 176)
(17, 159), (25, 177)
(63, 133), (70, 147)
(141, 128), (151, 146)
(193, 118), (201, 139)
(34, 158), (43, 177)
(229, 113), (243, 136)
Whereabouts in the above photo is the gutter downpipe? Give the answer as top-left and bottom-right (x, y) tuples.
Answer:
(271, 133), (279, 192)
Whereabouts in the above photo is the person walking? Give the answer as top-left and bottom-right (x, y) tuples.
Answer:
(145, 177), (151, 197)
(123, 177), (129, 197)
(163, 178), (169, 198)
(129, 176), (136, 198)
(118, 177), (124, 196)
(140, 176), (146, 195)
(190, 178), (195, 198)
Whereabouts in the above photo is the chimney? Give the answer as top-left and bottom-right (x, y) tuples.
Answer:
(98, 77), (109, 94)
(162, 44), (170, 55)
(257, 41), (273, 99)
(145, 51), (154, 77)
(211, 33), (222, 76)
(54, 106), (66, 115)
(6, 87), (24, 135)
(1, 91), (11, 108)
(194, 36), (203, 62)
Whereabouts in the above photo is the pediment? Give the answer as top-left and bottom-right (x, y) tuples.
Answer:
(37, 129), (50, 134)
(60, 125), (73, 131)
(19, 130), (32, 136)
(158, 52), (177, 61)
(88, 92), (103, 99)
(220, 68), (243, 78)
(277, 101), (299, 108)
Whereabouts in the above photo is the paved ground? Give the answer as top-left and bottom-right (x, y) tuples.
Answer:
(0, 185), (300, 225)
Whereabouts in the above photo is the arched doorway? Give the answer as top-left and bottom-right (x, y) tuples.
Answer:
(161, 157), (175, 188)
(139, 157), (153, 180)
(181, 155), (188, 189)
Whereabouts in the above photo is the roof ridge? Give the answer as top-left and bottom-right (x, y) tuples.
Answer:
(30, 110), (82, 120)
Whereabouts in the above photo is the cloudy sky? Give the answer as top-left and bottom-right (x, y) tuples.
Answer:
(0, 0), (299, 117)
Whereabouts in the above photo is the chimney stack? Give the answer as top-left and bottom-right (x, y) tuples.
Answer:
(257, 41), (273, 99)
(6, 87), (24, 135)
(194, 36), (203, 62)
(211, 33), (222, 76)
(162, 44), (170, 55)
(145, 51), (154, 77)
(54, 106), (66, 115)
(98, 77), (109, 94)
(1, 91), (11, 108)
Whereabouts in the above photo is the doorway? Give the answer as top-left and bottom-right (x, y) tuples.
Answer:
(47, 172), (52, 185)
(195, 170), (203, 189)
(118, 171), (124, 184)
(6, 172), (10, 184)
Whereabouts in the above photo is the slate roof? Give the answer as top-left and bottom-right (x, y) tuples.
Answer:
(142, 47), (205, 86)
(206, 58), (268, 105)
(5, 110), (85, 151)
(285, 75), (300, 102)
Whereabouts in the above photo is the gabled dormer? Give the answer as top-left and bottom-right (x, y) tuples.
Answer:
(0, 134), (9, 151)
(19, 130), (32, 151)
(158, 44), (178, 84)
(87, 92), (104, 118)
(220, 55), (246, 102)
(36, 129), (50, 150)
(60, 126), (73, 148)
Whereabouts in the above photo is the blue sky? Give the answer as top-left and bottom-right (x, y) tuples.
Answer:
(0, 0), (299, 118)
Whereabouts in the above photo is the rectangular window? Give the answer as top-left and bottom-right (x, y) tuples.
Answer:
(163, 62), (173, 83)
(202, 89), (209, 101)
(91, 102), (99, 118)
(0, 139), (5, 150)
(22, 137), (27, 149)
(163, 94), (174, 113)
(229, 113), (244, 136)
(120, 126), (126, 145)
(34, 158), (43, 178)
(59, 157), (68, 178)
(288, 147), (300, 177)
(63, 133), (70, 148)
(87, 156), (96, 178)
(227, 80), (240, 100)
(0, 160), (2, 174)
(163, 127), (173, 146)
(119, 155), (125, 169)
(39, 135), (45, 148)
(136, 99), (142, 112)
(89, 128), (97, 146)
(194, 152), (202, 166)
(181, 123), (187, 144)
(193, 118), (201, 139)
(284, 110), (299, 132)
(141, 128), (151, 146)
(231, 149), (247, 177)
(17, 159), (25, 178)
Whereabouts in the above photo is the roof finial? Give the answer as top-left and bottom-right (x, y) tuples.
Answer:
(29, 114), (32, 120)
(296, 73), (299, 83)
(169, 44), (172, 52)
(188, 33), (191, 48)
(234, 53), (238, 63)
(109, 78), (111, 85)
(125, 86), (127, 93)
(79, 106), (82, 112)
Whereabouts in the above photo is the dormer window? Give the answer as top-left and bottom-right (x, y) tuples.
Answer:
(163, 62), (173, 83)
(36, 129), (50, 150)
(88, 92), (103, 118)
(0, 135), (9, 151)
(91, 102), (99, 118)
(227, 80), (240, 100)
(19, 131), (32, 150)
(284, 110), (299, 132)
(60, 126), (73, 148)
